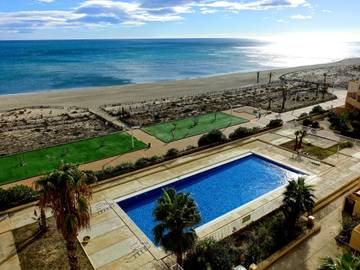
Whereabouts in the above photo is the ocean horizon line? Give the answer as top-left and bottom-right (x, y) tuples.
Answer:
(1, 57), (357, 99)
(0, 38), (359, 96)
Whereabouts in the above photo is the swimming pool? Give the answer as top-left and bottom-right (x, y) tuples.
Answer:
(117, 153), (305, 243)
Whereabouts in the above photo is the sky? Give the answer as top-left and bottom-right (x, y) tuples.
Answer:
(0, 0), (359, 40)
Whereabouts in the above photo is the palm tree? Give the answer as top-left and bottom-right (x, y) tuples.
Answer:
(298, 130), (307, 150)
(280, 86), (289, 112)
(153, 188), (201, 266)
(294, 130), (301, 151)
(282, 178), (315, 231)
(36, 162), (96, 270)
(37, 190), (47, 233)
(319, 252), (360, 270)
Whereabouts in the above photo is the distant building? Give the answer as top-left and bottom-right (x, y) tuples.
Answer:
(346, 80), (360, 110)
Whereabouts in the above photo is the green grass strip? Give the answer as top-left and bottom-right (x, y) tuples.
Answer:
(142, 112), (248, 143)
(0, 132), (147, 184)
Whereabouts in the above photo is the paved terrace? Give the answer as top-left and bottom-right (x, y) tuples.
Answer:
(1, 121), (360, 269)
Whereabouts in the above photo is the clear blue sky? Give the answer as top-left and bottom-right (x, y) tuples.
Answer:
(0, 0), (359, 40)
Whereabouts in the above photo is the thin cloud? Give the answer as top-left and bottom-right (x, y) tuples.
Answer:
(199, 0), (309, 11)
(0, 0), (311, 32)
(36, 0), (55, 3)
(290, 14), (312, 20)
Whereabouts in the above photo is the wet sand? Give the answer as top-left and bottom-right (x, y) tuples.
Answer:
(1, 58), (359, 111)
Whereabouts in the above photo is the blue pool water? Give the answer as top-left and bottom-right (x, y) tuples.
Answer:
(118, 154), (305, 243)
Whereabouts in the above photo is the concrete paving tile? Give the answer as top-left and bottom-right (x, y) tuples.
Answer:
(84, 226), (133, 255)
(0, 215), (12, 234)
(90, 236), (138, 268)
(97, 251), (154, 270)
(78, 216), (124, 240)
(8, 206), (39, 229)
(0, 232), (21, 270)
(90, 210), (117, 226)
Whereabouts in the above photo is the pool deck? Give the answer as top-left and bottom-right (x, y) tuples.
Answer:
(2, 126), (360, 269)
(1, 89), (359, 270)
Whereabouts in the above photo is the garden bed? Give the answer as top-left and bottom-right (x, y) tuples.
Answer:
(280, 140), (352, 160)
(220, 211), (310, 268)
(0, 106), (119, 156)
(336, 212), (360, 246)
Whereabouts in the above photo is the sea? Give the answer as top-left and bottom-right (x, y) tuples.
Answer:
(0, 38), (360, 95)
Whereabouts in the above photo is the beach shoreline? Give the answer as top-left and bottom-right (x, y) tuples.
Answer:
(1, 57), (360, 111)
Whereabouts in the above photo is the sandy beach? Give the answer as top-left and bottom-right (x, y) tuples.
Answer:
(1, 58), (360, 111)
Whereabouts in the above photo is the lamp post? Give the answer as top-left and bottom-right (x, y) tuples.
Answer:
(227, 102), (233, 115)
(125, 125), (137, 149)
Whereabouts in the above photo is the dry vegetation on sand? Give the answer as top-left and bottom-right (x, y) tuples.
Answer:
(13, 218), (93, 270)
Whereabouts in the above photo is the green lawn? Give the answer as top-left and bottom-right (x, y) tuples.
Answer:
(281, 140), (349, 160)
(142, 112), (248, 143)
(0, 132), (147, 184)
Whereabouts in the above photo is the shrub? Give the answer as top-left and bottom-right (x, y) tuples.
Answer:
(148, 155), (161, 162)
(94, 162), (135, 180)
(340, 141), (354, 149)
(302, 118), (312, 126)
(135, 157), (152, 168)
(208, 242), (238, 270)
(0, 188), (8, 209)
(298, 113), (308, 119)
(267, 119), (283, 128)
(0, 185), (38, 211)
(165, 148), (179, 158)
(198, 130), (226, 147)
(310, 105), (326, 115)
(184, 239), (238, 270)
(337, 215), (360, 243)
(311, 121), (320, 129)
(229, 127), (261, 140)
(328, 111), (340, 126)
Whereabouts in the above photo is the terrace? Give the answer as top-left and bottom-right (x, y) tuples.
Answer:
(1, 89), (359, 270)
(1, 124), (360, 269)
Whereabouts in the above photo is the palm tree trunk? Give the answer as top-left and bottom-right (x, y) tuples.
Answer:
(40, 208), (47, 232)
(176, 251), (183, 267)
(299, 136), (304, 149)
(66, 239), (80, 270)
(281, 94), (286, 112)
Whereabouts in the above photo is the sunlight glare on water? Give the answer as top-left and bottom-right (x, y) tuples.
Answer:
(248, 33), (360, 67)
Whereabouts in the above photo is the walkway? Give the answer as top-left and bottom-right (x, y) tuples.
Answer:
(268, 191), (347, 270)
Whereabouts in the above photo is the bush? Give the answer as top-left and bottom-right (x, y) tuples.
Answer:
(310, 105), (326, 115)
(184, 238), (239, 270)
(302, 118), (312, 126)
(311, 121), (320, 129)
(328, 111), (339, 125)
(337, 215), (360, 243)
(239, 212), (290, 267)
(340, 141), (354, 149)
(198, 130), (226, 147)
(298, 113), (308, 119)
(135, 157), (153, 168)
(0, 185), (38, 211)
(165, 148), (179, 158)
(267, 119), (283, 128)
(229, 127), (261, 140)
(94, 162), (135, 180)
